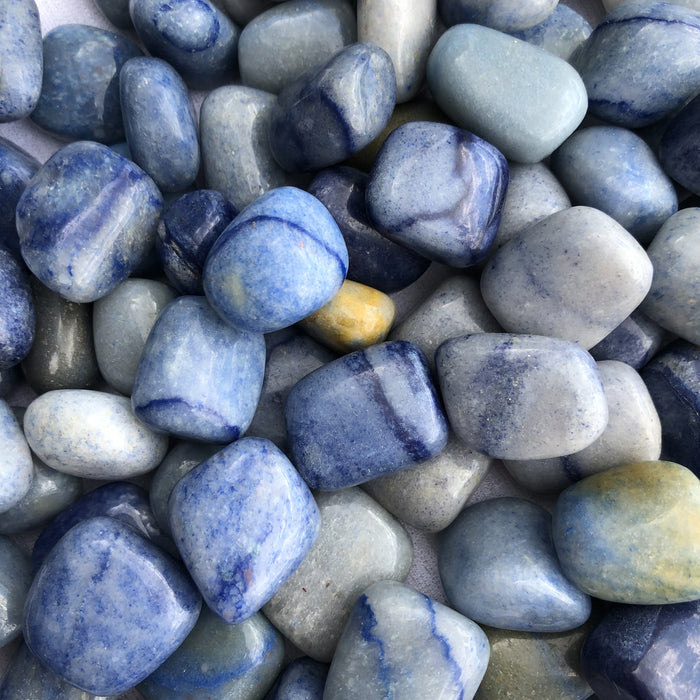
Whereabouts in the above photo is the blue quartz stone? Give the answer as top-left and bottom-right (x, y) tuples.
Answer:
(308, 166), (430, 293)
(132, 295), (265, 442)
(0, 535), (32, 647)
(16, 141), (163, 303)
(0, 245), (34, 369)
(285, 340), (449, 490)
(573, 0), (700, 128)
(366, 121), (508, 267)
(31, 24), (142, 143)
(267, 657), (328, 699)
(641, 340), (700, 477)
(439, 498), (591, 632)
(129, 0), (240, 90)
(120, 57), (200, 193)
(659, 92), (700, 196)
(94, 0), (132, 29)
(0, 0), (42, 122)
(203, 186), (348, 333)
(0, 398), (33, 514)
(581, 600), (700, 700)
(24, 516), (202, 696)
(268, 42), (397, 172)
(439, 0), (558, 32)
(169, 437), (320, 624)
(32, 481), (173, 571)
(157, 190), (237, 294)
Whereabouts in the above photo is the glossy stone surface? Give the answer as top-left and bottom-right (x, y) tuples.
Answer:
(263, 487), (413, 662)
(286, 340), (448, 490)
(169, 437), (320, 624)
(0, 535), (32, 646)
(367, 121), (508, 267)
(573, 0), (700, 128)
(581, 600), (700, 700)
(439, 0), (557, 32)
(0, 245), (34, 370)
(94, 0), (132, 29)
(324, 580), (490, 699)
(553, 460), (700, 604)
(120, 57), (199, 193)
(427, 23), (587, 163)
(139, 607), (284, 699)
(16, 141), (163, 303)
(24, 516), (201, 696)
(267, 657), (328, 699)
(268, 42), (396, 171)
(203, 186), (348, 333)
(659, 92), (700, 196)
(480, 206), (654, 349)
(0, 399), (33, 513)
(23, 389), (168, 479)
(129, 0), (240, 89)
(437, 333), (607, 460)
(31, 24), (142, 143)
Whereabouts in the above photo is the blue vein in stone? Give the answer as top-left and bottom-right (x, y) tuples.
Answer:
(425, 595), (465, 699)
(357, 594), (393, 694)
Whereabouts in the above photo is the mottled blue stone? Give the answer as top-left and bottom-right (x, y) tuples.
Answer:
(157, 190), (237, 294)
(0, 535), (32, 647)
(31, 24), (142, 143)
(0, 398), (33, 513)
(0, 0), (42, 122)
(16, 141), (163, 303)
(132, 296), (265, 442)
(120, 57), (200, 193)
(266, 657), (328, 699)
(641, 340), (700, 477)
(169, 437), (320, 624)
(203, 186), (348, 333)
(129, 0), (240, 90)
(439, 0), (558, 32)
(94, 0), (132, 29)
(308, 166), (429, 292)
(24, 516), (202, 696)
(439, 498), (591, 632)
(268, 42), (396, 172)
(581, 600), (700, 700)
(366, 121), (508, 267)
(285, 340), (448, 490)
(0, 246), (34, 369)
(659, 92), (700, 196)
(573, 0), (700, 128)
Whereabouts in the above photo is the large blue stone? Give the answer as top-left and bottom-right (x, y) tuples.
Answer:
(0, 246), (34, 369)
(659, 92), (700, 196)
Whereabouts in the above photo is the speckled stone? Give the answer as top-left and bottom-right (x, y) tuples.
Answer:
(263, 487), (413, 662)
(659, 92), (700, 196)
(23, 389), (168, 479)
(266, 657), (328, 699)
(553, 460), (700, 604)
(0, 535), (32, 646)
(0, 398), (33, 513)
(94, 0), (132, 29)
(30, 24), (142, 143)
(139, 607), (285, 699)
(16, 141), (163, 303)
(324, 580), (490, 699)
(24, 516), (201, 696)
(439, 0), (557, 32)
(0, 245), (34, 370)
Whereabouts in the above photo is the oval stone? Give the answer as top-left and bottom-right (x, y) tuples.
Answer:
(0, 399), (33, 513)
(267, 657), (328, 700)
(0, 246), (34, 370)
(439, 0), (558, 32)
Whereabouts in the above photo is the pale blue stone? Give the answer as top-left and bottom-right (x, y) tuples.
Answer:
(427, 23), (587, 162)
(0, 535), (32, 647)
(169, 437), (320, 624)
(267, 657), (328, 699)
(324, 580), (490, 699)
(439, 0), (558, 32)
(0, 246), (34, 369)
(0, 398), (32, 513)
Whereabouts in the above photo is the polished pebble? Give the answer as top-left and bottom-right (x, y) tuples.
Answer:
(659, 92), (700, 196)
(552, 460), (700, 604)
(23, 389), (168, 479)
(0, 398), (33, 513)
(324, 580), (490, 700)
(439, 0), (557, 32)
(221, 0), (275, 24)
(94, 0), (131, 29)
(263, 487), (413, 662)
(0, 535), (32, 646)
(169, 437), (320, 624)
(266, 657), (328, 700)
(0, 245), (34, 369)
(24, 517), (201, 696)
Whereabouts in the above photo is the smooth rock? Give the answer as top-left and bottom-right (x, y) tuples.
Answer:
(31, 24), (142, 143)
(120, 57), (200, 193)
(16, 141), (163, 303)
(436, 333), (608, 460)
(480, 206), (654, 349)
(169, 437), (320, 624)
(0, 535), (32, 647)
(24, 516), (201, 696)
(94, 0), (132, 29)
(220, 0), (275, 25)
(0, 245), (34, 370)
(324, 580), (490, 700)
(139, 607), (285, 699)
(268, 42), (396, 171)
(427, 23), (587, 163)
(203, 186), (348, 333)
(263, 487), (413, 662)
(552, 460), (700, 604)
(659, 92), (700, 196)
(286, 340), (449, 490)
(266, 657), (328, 699)
(366, 121), (508, 267)
(132, 295), (265, 442)
(0, 398), (32, 513)
(439, 0), (558, 32)
(23, 389), (168, 479)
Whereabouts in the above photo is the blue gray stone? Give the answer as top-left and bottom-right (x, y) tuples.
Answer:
(221, 0), (276, 24)
(31, 24), (142, 143)
(0, 398), (32, 513)
(0, 366), (19, 399)
(439, 0), (558, 32)
(0, 535), (32, 647)
(24, 516), (201, 696)
(16, 141), (163, 303)
(266, 657), (328, 699)
(94, 0), (132, 29)
(659, 92), (700, 196)
(0, 245), (34, 370)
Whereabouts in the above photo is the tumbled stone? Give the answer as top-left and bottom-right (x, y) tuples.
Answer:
(0, 535), (32, 647)
(324, 580), (490, 699)
(553, 460), (700, 604)
(0, 246), (34, 370)
(263, 487), (413, 662)
(220, 0), (276, 25)
(439, 0), (557, 32)
(267, 657), (328, 699)
(94, 0), (132, 29)
(0, 398), (32, 513)
(659, 92), (700, 196)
